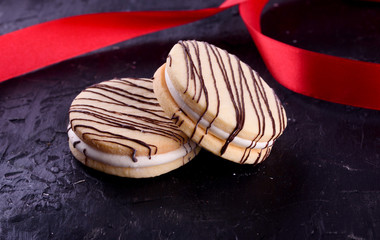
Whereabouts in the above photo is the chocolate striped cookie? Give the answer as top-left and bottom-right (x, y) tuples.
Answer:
(153, 40), (287, 164)
(68, 78), (200, 178)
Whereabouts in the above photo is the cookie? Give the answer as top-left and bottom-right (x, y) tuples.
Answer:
(153, 40), (287, 164)
(68, 78), (200, 178)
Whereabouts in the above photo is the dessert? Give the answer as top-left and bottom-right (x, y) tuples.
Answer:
(153, 40), (287, 164)
(68, 77), (199, 178)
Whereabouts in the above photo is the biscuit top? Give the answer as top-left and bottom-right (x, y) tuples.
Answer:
(69, 78), (193, 162)
(166, 40), (287, 154)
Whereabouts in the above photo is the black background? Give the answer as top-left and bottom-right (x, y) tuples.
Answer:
(0, 0), (379, 239)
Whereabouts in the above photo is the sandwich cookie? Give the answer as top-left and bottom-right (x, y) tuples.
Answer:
(153, 40), (287, 164)
(68, 78), (200, 178)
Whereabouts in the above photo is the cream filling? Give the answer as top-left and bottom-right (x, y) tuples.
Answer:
(68, 126), (198, 168)
(165, 67), (273, 149)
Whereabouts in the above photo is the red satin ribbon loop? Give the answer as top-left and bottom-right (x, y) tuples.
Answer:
(239, 0), (380, 110)
(0, 0), (379, 110)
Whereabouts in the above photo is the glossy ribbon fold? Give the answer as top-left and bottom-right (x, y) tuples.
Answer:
(0, 0), (379, 110)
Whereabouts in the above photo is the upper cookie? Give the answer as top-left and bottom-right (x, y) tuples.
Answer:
(155, 40), (287, 163)
(68, 78), (197, 169)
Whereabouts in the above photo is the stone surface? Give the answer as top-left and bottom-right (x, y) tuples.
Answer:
(0, 0), (379, 239)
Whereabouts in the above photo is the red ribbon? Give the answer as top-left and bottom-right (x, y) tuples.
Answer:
(0, 0), (379, 110)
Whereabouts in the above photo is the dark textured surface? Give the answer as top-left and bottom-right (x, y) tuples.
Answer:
(0, 0), (379, 239)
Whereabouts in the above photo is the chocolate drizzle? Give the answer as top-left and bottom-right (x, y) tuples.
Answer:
(73, 141), (80, 148)
(167, 55), (172, 67)
(69, 78), (187, 162)
(174, 40), (286, 163)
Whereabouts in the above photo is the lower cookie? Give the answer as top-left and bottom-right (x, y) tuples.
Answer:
(69, 141), (200, 178)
